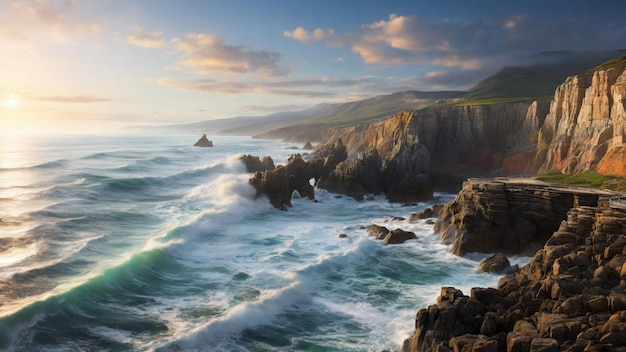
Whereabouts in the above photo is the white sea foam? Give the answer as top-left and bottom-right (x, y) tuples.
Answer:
(165, 279), (309, 351)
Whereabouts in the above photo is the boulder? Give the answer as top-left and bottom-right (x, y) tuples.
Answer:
(302, 141), (314, 150)
(193, 134), (213, 147)
(383, 229), (417, 245)
(479, 254), (512, 274)
(366, 224), (390, 240)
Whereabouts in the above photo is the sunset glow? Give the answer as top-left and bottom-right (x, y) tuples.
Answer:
(5, 99), (18, 108)
(0, 1), (623, 133)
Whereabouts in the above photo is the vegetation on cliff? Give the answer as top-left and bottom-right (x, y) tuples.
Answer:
(589, 54), (626, 72)
(536, 172), (626, 192)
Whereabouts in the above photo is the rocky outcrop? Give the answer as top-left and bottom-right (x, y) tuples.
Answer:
(249, 154), (314, 209)
(537, 64), (626, 175)
(403, 197), (626, 352)
(193, 134), (213, 147)
(366, 224), (417, 245)
(434, 178), (616, 256)
(318, 147), (383, 199)
(239, 155), (275, 173)
(248, 140), (347, 209)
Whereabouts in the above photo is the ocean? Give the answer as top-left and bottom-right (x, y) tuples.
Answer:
(0, 134), (516, 352)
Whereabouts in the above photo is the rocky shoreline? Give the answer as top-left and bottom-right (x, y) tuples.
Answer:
(402, 178), (626, 352)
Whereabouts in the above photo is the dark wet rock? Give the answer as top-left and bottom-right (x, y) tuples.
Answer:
(249, 154), (313, 209)
(409, 205), (443, 222)
(479, 254), (512, 274)
(402, 182), (626, 352)
(239, 155), (275, 173)
(193, 134), (213, 147)
(383, 229), (417, 245)
(338, 233), (348, 238)
(319, 147), (383, 200)
(367, 224), (390, 240)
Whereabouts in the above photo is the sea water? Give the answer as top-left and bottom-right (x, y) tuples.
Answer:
(0, 134), (518, 352)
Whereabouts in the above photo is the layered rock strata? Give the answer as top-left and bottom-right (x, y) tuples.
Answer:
(538, 65), (626, 176)
(402, 180), (626, 352)
(434, 179), (616, 256)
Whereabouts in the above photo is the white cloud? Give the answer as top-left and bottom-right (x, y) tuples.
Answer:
(157, 76), (385, 99)
(5, 0), (103, 42)
(171, 33), (289, 77)
(283, 27), (335, 42)
(127, 26), (165, 49)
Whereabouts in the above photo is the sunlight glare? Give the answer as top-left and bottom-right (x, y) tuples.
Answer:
(5, 99), (18, 108)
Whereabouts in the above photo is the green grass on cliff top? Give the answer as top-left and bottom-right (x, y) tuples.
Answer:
(589, 54), (626, 72)
(536, 172), (626, 192)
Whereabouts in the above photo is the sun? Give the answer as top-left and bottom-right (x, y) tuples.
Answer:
(5, 99), (18, 108)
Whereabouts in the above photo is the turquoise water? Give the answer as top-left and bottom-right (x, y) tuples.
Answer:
(0, 134), (504, 351)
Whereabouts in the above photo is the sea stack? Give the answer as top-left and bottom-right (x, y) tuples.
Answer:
(193, 134), (213, 147)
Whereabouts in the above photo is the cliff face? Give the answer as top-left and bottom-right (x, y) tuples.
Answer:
(320, 101), (550, 196)
(316, 62), (626, 200)
(538, 66), (626, 175)
(434, 178), (616, 256)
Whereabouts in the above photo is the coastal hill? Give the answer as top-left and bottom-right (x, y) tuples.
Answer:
(134, 51), (623, 140)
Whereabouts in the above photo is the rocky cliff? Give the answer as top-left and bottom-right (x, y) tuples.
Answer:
(315, 57), (626, 201)
(434, 178), (616, 256)
(402, 179), (626, 352)
(319, 101), (550, 199)
(538, 65), (626, 176)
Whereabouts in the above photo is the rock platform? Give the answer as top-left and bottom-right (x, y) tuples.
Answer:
(402, 178), (626, 352)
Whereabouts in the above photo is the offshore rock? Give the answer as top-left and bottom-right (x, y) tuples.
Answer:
(193, 134), (213, 147)
(403, 187), (626, 352)
(383, 229), (417, 245)
(249, 154), (313, 209)
(239, 155), (275, 173)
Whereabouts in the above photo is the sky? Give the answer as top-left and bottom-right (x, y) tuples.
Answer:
(0, 0), (624, 134)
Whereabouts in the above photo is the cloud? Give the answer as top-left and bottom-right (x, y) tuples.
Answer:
(243, 104), (310, 113)
(157, 76), (384, 99)
(34, 95), (112, 103)
(6, 0), (103, 42)
(284, 27), (335, 42)
(127, 26), (165, 48)
(171, 33), (289, 77)
(290, 13), (626, 75)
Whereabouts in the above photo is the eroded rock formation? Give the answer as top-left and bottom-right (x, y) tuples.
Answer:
(248, 140), (347, 209)
(434, 179), (615, 256)
(239, 155), (275, 173)
(249, 154), (314, 209)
